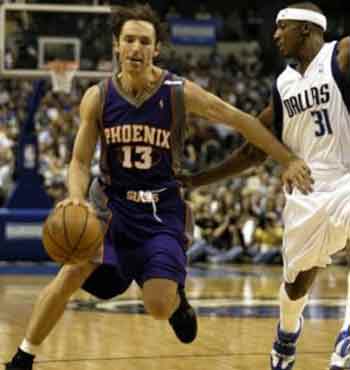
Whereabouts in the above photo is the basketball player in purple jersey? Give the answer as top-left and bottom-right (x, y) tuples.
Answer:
(6, 4), (313, 370)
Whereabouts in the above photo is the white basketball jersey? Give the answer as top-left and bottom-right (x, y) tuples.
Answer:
(274, 41), (350, 178)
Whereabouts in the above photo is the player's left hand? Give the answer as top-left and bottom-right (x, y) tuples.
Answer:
(282, 158), (314, 194)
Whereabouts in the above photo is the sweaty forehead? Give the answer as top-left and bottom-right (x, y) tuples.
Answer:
(277, 19), (301, 28)
(120, 20), (156, 39)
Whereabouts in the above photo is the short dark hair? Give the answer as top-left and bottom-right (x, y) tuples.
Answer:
(110, 3), (168, 44)
(288, 2), (324, 14)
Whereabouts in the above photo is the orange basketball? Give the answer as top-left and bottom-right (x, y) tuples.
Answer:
(42, 203), (104, 264)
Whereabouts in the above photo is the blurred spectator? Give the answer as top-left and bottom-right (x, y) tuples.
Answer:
(0, 126), (14, 206)
(165, 5), (180, 20)
(253, 211), (283, 264)
(223, 11), (244, 41)
(194, 5), (212, 21)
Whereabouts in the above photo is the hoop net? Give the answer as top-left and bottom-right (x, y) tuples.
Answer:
(46, 60), (79, 93)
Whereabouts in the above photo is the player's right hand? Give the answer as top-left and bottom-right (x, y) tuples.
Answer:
(282, 158), (314, 195)
(55, 197), (95, 214)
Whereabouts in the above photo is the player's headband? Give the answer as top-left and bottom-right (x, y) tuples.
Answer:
(276, 8), (327, 31)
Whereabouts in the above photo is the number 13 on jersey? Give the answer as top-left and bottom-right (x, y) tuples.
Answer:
(121, 145), (153, 169)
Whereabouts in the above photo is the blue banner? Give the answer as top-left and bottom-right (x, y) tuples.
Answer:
(0, 208), (51, 261)
(170, 19), (216, 46)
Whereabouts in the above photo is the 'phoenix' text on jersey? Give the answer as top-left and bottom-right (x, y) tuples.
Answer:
(104, 124), (170, 149)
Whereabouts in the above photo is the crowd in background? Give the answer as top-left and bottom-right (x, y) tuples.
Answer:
(0, 0), (348, 265)
(3, 0), (347, 73)
(4, 5), (267, 72)
(2, 0), (347, 43)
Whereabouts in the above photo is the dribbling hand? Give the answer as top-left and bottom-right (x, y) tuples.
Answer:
(55, 197), (96, 215)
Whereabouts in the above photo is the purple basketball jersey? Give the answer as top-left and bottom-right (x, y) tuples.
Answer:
(99, 71), (183, 190)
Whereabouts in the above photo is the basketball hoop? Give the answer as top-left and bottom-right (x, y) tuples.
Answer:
(46, 60), (79, 94)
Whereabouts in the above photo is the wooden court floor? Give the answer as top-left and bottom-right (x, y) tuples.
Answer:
(0, 263), (349, 370)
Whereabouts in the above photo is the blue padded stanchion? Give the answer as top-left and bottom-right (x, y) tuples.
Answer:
(1, 80), (53, 261)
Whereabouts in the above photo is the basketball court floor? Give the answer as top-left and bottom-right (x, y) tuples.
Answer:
(0, 263), (348, 370)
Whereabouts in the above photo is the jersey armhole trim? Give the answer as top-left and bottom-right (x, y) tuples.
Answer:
(272, 81), (284, 141)
(97, 79), (112, 185)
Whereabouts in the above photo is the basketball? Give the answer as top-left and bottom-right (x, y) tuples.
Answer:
(42, 203), (104, 264)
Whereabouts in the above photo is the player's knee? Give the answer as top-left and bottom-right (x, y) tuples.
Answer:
(285, 282), (308, 300)
(285, 268), (318, 300)
(144, 296), (173, 320)
(53, 263), (96, 297)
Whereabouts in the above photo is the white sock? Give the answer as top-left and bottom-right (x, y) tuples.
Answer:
(341, 272), (350, 332)
(19, 338), (39, 356)
(279, 283), (308, 333)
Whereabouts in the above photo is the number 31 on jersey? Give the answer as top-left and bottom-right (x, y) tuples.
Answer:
(311, 109), (333, 136)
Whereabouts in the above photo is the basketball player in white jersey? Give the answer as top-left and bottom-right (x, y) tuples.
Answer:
(180, 2), (350, 369)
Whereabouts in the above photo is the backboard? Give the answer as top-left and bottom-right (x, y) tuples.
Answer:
(0, 3), (114, 79)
